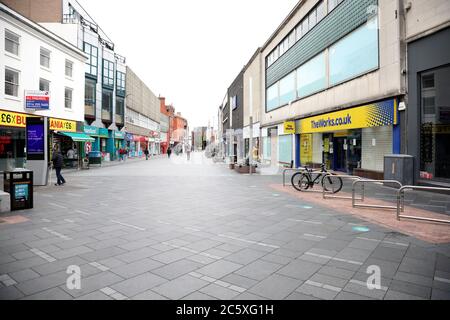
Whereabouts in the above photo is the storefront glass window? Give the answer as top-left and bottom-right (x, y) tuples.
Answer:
(279, 72), (296, 106)
(420, 66), (450, 181)
(329, 17), (379, 85)
(297, 51), (326, 98)
(266, 83), (279, 111)
(278, 135), (293, 165)
(0, 128), (25, 172)
(263, 137), (271, 160)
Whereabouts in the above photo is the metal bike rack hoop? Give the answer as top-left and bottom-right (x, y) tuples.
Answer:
(283, 167), (306, 187)
(352, 180), (402, 210)
(322, 174), (364, 201)
(397, 186), (450, 224)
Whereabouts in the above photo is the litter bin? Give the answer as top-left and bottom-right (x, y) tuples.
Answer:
(88, 151), (102, 166)
(3, 170), (34, 211)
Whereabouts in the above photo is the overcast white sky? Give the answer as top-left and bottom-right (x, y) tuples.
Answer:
(77, 0), (298, 128)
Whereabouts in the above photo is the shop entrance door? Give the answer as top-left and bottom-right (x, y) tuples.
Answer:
(333, 137), (347, 172)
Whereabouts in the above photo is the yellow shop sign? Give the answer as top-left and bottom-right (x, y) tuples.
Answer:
(49, 118), (77, 132)
(299, 99), (398, 134)
(0, 110), (29, 128)
(284, 121), (296, 134)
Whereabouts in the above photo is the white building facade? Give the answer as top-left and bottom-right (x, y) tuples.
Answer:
(0, 3), (86, 172)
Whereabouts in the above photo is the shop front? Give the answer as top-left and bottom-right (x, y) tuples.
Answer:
(49, 118), (94, 169)
(83, 125), (110, 160)
(298, 98), (400, 179)
(0, 110), (28, 172)
(114, 131), (125, 159)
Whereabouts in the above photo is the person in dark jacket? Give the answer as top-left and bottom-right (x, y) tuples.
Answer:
(167, 148), (172, 159)
(52, 147), (66, 186)
(144, 148), (149, 160)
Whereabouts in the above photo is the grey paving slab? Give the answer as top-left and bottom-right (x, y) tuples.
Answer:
(114, 247), (160, 263)
(277, 259), (322, 281)
(152, 259), (203, 280)
(233, 292), (268, 300)
(389, 279), (432, 299)
(111, 272), (167, 297)
(110, 258), (163, 279)
(21, 287), (73, 300)
(9, 269), (41, 283)
(335, 291), (376, 300)
(31, 256), (88, 276)
(183, 291), (216, 300)
(0, 285), (25, 300)
(384, 290), (426, 300)
(431, 288), (450, 300)
(151, 249), (195, 264)
(132, 290), (169, 300)
(152, 275), (210, 300)
(16, 271), (68, 296)
(196, 260), (244, 279)
(235, 260), (283, 281)
(220, 274), (259, 290)
(60, 271), (124, 298)
(318, 265), (356, 280)
(75, 291), (113, 300)
(248, 274), (302, 300)
(286, 292), (320, 300)
(199, 283), (240, 300)
(0, 256), (49, 274)
(296, 283), (339, 300)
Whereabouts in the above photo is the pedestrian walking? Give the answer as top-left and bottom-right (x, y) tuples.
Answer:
(144, 148), (150, 160)
(167, 148), (172, 159)
(52, 147), (66, 186)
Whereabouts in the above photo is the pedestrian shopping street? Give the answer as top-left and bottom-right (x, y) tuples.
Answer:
(0, 153), (449, 300)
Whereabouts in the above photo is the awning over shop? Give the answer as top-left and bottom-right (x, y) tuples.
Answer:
(58, 132), (95, 142)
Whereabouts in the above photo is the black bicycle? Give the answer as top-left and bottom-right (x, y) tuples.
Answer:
(291, 164), (343, 194)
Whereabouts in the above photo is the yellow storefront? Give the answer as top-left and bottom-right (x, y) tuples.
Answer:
(296, 99), (400, 177)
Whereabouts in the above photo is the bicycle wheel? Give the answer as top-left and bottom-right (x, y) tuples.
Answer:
(322, 175), (343, 194)
(291, 173), (311, 192)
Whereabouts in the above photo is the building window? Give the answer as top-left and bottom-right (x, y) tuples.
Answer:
(266, 83), (279, 112)
(65, 88), (73, 109)
(102, 89), (113, 111)
(85, 78), (96, 107)
(297, 51), (326, 98)
(308, 8), (317, 30)
(279, 71), (296, 106)
(65, 60), (73, 77)
(231, 95), (238, 110)
(5, 68), (19, 97)
(116, 71), (126, 95)
(103, 59), (114, 88)
(116, 97), (124, 115)
(39, 78), (50, 92)
(329, 17), (379, 86)
(40, 48), (51, 68)
(317, 1), (326, 22)
(84, 42), (98, 76)
(5, 29), (20, 56)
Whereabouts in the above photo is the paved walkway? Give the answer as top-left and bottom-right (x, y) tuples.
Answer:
(0, 152), (449, 300)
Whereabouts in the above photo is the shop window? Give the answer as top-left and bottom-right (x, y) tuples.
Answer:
(266, 83), (279, 112)
(278, 135), (293, 165)
(329, 17), (379, 86)
(40, 48), (51, 68)
(116, 71), (126, 96)
(279, 71), (296, 106)
(297, 51), (326, 98)
(0, 129), (26, 171)
(5, 68), (19, 97)
(39, 78), (50, 92)
(5, 29), (20, 56)
(65, 87), (73, 109)
(420, 66), (450, 181)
